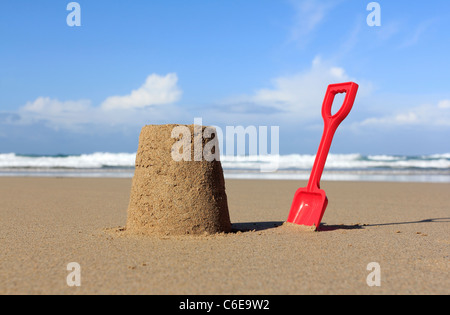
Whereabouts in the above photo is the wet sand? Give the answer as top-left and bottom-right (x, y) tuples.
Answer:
(0, 177), (448, 294)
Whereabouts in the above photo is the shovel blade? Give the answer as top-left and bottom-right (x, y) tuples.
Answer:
(287, 188), (328, 229)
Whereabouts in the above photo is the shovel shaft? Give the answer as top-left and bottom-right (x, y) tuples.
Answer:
(307, 123), (337, 191)
(307, 82), (358, 191)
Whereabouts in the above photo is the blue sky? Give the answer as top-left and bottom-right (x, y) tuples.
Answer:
(0, 0), (449, 155)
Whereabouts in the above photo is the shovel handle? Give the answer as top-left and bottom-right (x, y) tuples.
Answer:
(307, 82), (359, 191)
(322, 82), (359, 126)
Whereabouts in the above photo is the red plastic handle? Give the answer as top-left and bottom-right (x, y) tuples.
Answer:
(322, 82), (359, 126)
(307, 82), (359, 191)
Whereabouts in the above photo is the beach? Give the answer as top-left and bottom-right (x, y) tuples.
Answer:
(0, 177), (448, 295)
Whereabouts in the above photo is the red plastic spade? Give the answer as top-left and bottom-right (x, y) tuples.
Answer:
(287, 82), (359, 229)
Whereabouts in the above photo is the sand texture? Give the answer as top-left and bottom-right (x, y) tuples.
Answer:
(126, 125), (230, 236)
(0, 178), (449, 295)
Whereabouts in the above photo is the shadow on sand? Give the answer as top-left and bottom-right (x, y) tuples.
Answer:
(230, 217), (449, 233)
(231, 221), (284, 233)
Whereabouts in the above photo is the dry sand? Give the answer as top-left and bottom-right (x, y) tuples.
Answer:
(0, 177), (448, 295)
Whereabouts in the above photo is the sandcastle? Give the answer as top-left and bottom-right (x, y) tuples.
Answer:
(126, 124), (231, 236)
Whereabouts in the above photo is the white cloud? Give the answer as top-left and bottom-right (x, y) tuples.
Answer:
(19, 97), (94, 130)
(398, 19), (437, 49)
(101, 73), (182, 110)
(222, 57), (367, 121)
(289, 0), (337, 44)
(12, 73), (185, 132)
(438, 100), (450, 109)
(360, 100), (450, 127)
(22, 97), (91, 114)
(376, 21), (401, 41)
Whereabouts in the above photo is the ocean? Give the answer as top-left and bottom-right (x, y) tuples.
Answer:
(0, 152), (449, 183)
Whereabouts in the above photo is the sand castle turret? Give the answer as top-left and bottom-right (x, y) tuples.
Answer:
(126, 124), (231, 236)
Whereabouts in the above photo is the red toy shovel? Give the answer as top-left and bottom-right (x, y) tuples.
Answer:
(287, 82), (359, 229)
